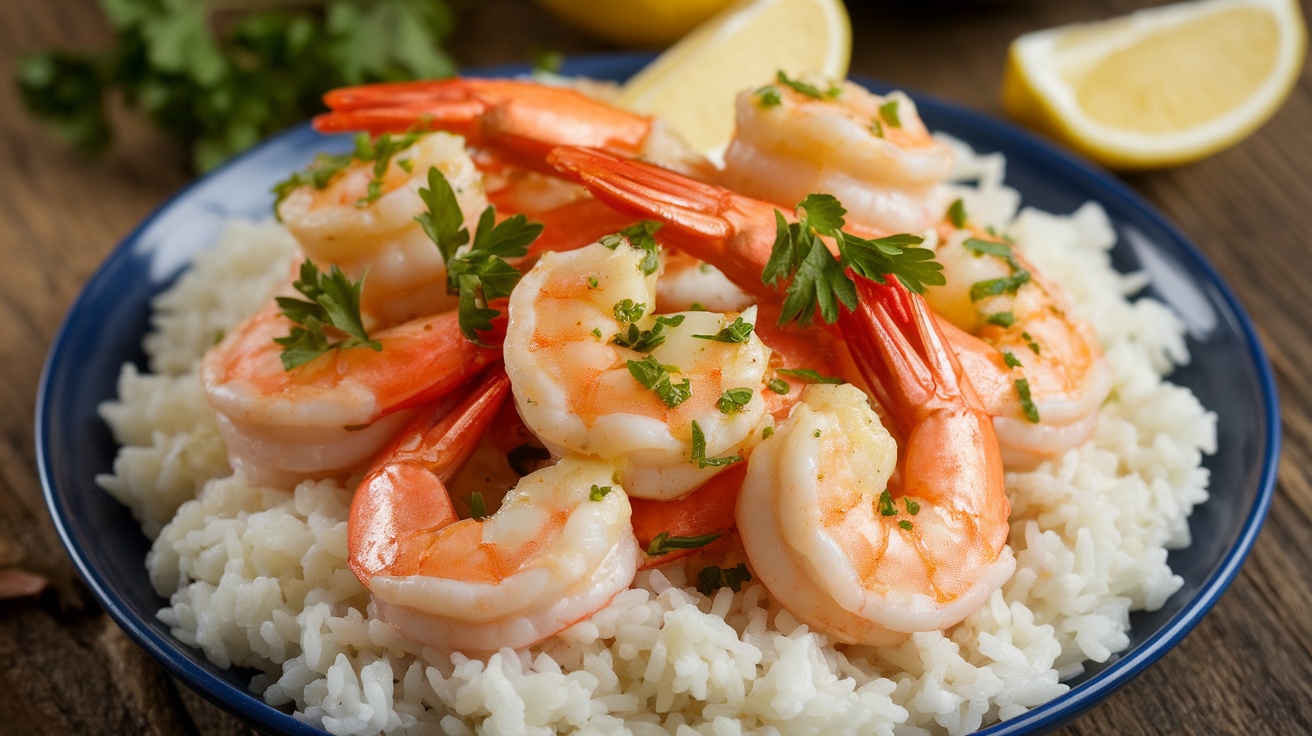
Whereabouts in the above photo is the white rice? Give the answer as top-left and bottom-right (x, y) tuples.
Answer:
(96, 141), (1215, 735)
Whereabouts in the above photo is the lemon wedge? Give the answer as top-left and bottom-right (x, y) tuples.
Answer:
(1002, 0), (1306, 169)
(533, 0), (738, 47)
(618, 0), (851, 155)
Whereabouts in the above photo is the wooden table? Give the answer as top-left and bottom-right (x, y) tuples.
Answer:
(3, 0), (1309, 733)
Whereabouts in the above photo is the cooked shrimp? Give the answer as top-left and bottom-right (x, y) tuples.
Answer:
(503, 238), (772, 500)
(314, 77), (713, 180)
(549, 145), (1109, 468)
(925, 225), (1113, 468)
(721, 76), (953, 234)
(349, 369), (641, 652)
(739, 279), (1015, 645)
(201, 298), (500, 489)
(276, 132), (487, 324)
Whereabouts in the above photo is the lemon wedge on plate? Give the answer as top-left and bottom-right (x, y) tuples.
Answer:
(618, 0), (851, 155)
(1003, 0), (1306, 169)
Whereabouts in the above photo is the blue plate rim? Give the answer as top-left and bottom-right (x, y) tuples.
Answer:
(35, 51), (1281, 736)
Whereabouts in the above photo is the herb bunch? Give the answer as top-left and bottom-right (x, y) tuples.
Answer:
(17, 0), (455, 171)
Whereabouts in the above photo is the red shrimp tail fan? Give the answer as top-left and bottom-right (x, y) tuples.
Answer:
(839, 277), (971, 433)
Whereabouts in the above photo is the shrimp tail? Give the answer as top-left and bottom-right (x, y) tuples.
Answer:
(316, 80), (653, 174)
(349, 367), (511, 582)
(548, 145), (780, 299)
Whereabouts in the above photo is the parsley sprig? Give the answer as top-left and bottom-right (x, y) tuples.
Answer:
(17, 0), (455, 172)
(693, 316), (755, 343)
(415, 167), (543, 344)
(274, 259), (381, 370)
(761, 194), (944, 326)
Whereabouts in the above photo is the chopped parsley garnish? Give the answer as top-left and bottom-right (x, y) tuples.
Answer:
(1002, 351), (1023, 368)
(415, 166), (543, 345)
(970, 271), (1032, 302)
(812, 429), (821, 438)
(762, 194), (943, 326)
(1023, 331), (1041, 354)
(587, 276), (599, 288)
(963, 236), (1018, 261)
(1015, 378), (1040, 423)
(613, 299), (646, 323)
(690, 420), (744, 468)
(755, 85), (782, 107)
(870, 119), (884, 138)
(767, 378), (790, 394)
(612, 314), (685, 352)
(693, 316), (755, 343)
(647, 532), (720, 556)
(274, 259), (381, 370)
(697, 563), (752, 596)
(716, 388), (754, 414)
(627, 356), (691, 407)
(776, 368), (844, 384)
(353, 131), (422, 206)
(986, 311), (1017, 328)
(272, 149), (353, 214)
(878, 99), (902, 128)
(689, 302), (707, 311)
(589, 484), (613, 501)
(964, 236), (1032, 304)
(591, 327), (603, 339)
(775, 70), (841, 100)
(947, 199), (968, 229)
(904, 498), (920, 515)
(600, 220), (662, 275)
(762, 426), (775, 439)
(898, 520), (914, 531)
(469, 492), (487, 521)
(877, 489), (898, 516)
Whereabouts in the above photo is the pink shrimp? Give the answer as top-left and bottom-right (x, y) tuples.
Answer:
(547, 145), (1108, 468)
(349, 368), (641, 652)
(314, 77), (712, 179)
(201, 297), (501, 489)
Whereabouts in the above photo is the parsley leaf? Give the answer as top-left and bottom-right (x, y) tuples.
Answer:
(775, 70), (841, 100)
(947, 198), (968, 228)
(415, 166), (543, 344)
(697, 563), (753, 595)
(690, 420), (743, 468)
(877, 489), (897, 516)
(612, 315), (685, 352)
(762, 195), (944, 326)
(274, 259), (381, 370)
(692, 316), (755, 343)
(1015, 378), (1041, 423)
(755, 85), (782, 107)
(600, 221), (662, 275)
(776, 368), (844, 384)
(627, 356), (692, 407)
(647, 532), (720, 556)
(589, 484), (612, 501)
(879, 99), (902, 128)
(469, 491), (487, 520)
(767, 378), (790, 394)
(716, 388), (754, 414)
(612, 299), (646, 323)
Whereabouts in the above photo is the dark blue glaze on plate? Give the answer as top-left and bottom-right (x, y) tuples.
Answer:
(36, 53), (1279, 736)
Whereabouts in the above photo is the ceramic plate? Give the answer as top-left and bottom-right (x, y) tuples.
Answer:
(37, 53), (1279, 736)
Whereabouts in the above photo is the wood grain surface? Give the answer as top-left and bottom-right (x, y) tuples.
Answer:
(3, 0), (1310, 733)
